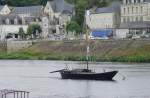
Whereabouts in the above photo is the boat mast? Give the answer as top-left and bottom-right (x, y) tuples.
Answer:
(85, 10), (90, 70)
(86, 30), (89, 70)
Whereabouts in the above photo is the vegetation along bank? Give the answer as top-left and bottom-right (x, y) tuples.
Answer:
(0, 39), (150, 63)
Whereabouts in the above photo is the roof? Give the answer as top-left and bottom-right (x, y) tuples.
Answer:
(0, 14), (40, 24)
(95, 2), (120, 13)
(50, 0), (74, 13)
(0, 14), (21, 20)
(63, 1), (74, 13)
(0, 5), (4, 10)
(12, 6), (43, 16)
(119, 22), (150, 29)
(122, 0), (150, 4)
(145, 0), (150, 2)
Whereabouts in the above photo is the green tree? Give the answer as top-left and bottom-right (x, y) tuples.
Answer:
(75, 0), (88, 26)
(5, 0), (42, 6)
(98, 0), (108, 7)
(66, 21), (81, 36)
(74, 0), (109, 32)
(27, 24), (42, 39)
(18, 27), (26, 40)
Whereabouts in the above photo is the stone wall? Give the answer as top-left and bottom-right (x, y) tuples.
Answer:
(7, 40), (33, 53)
(0, 41), (7, 52)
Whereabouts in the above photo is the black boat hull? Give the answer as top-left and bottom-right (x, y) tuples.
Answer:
(60, 71), (118, 80)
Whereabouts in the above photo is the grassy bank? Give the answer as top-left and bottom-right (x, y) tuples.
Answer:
(0, 40), (150, 63)
(0, 51), (150, 63)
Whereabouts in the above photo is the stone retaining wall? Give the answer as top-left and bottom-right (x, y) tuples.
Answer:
(0, 41), (7, 52)
(7, 40), (33, 53)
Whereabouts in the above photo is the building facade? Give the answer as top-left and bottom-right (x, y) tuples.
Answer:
(0, 0), (74, 40)
(116, 0), (150, 39)
(0, 4), (43, 40)
(86, 2), (120, 39)
(42, 0), (74, 40)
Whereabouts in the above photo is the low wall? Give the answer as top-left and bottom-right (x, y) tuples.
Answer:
(7, 40), (33, 53)
(0, 41), (7, 52)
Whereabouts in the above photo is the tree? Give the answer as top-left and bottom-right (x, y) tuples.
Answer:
(98, 0), (108, 7)
(74, 0), (109, 32)
(27, 24), (42, 39)
(5, 0), (42, 6)
(75, 0), (88, 27)
(66, 21), (81, 36)
(18, 27), (26, 40)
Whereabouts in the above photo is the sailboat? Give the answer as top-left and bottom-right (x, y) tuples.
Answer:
(50, 42), (118, 80)
(50, 10), (118, 80)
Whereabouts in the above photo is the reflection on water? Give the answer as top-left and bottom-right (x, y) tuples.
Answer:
(0, 60), (150, 98)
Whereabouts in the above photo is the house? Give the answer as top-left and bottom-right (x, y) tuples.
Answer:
(86, 2), (120, 39)
(0, 4), (43, 40)
(0, 0), (74, 40)
(42, 0), (74, 39)
(116, 0), (150, 39)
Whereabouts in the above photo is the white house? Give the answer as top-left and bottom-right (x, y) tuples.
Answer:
(0, 0), (74, 40)
(0, 4), (43, 40)
(0, 5), (11, 15)
(86, 2), (120, 39)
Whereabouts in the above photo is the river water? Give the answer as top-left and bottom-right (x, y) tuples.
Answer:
(0, 60), (150, 98)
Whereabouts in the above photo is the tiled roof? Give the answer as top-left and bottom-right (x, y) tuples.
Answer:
(0, 14), (40, 24)
(144, 0), (150, 2)
(0, 5), (4, 10)
(95, 2), (120, 13)
(12, 6), (43, 16)
(0, 14), (21, 20)
(50, 0), (74, 13)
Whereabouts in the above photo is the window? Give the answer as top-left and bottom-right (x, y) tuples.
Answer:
(138, 0), (140, 3)
(140, 16), (143, 21)
(136, 17), (138, 21)
(127, 17), (130, 22)
(10, 20), (14, 25)
(14, 18), (18, 25)
(136, 7), (138, 13)
(18, 19), (22, 25)
(52, 29), (56, 34)
(6, 19), (10, 25)
(33, 18), (36, 22)
(131, 17), (134, 22)
(132, 7), (134, 14)
(141, 6), (143, 13)
(136, 0), (138, 3)
(134, 0), (136, 3)
(15, 34), (18, 38)
(2, 20), (6, 24)
(25, 20), (28, 24)
(124, 8), (126, 14)
(128, 7), (130, 14)
(123, 17), (126, 22)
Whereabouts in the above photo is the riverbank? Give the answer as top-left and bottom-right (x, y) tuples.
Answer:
(0, 40), (150, 62)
